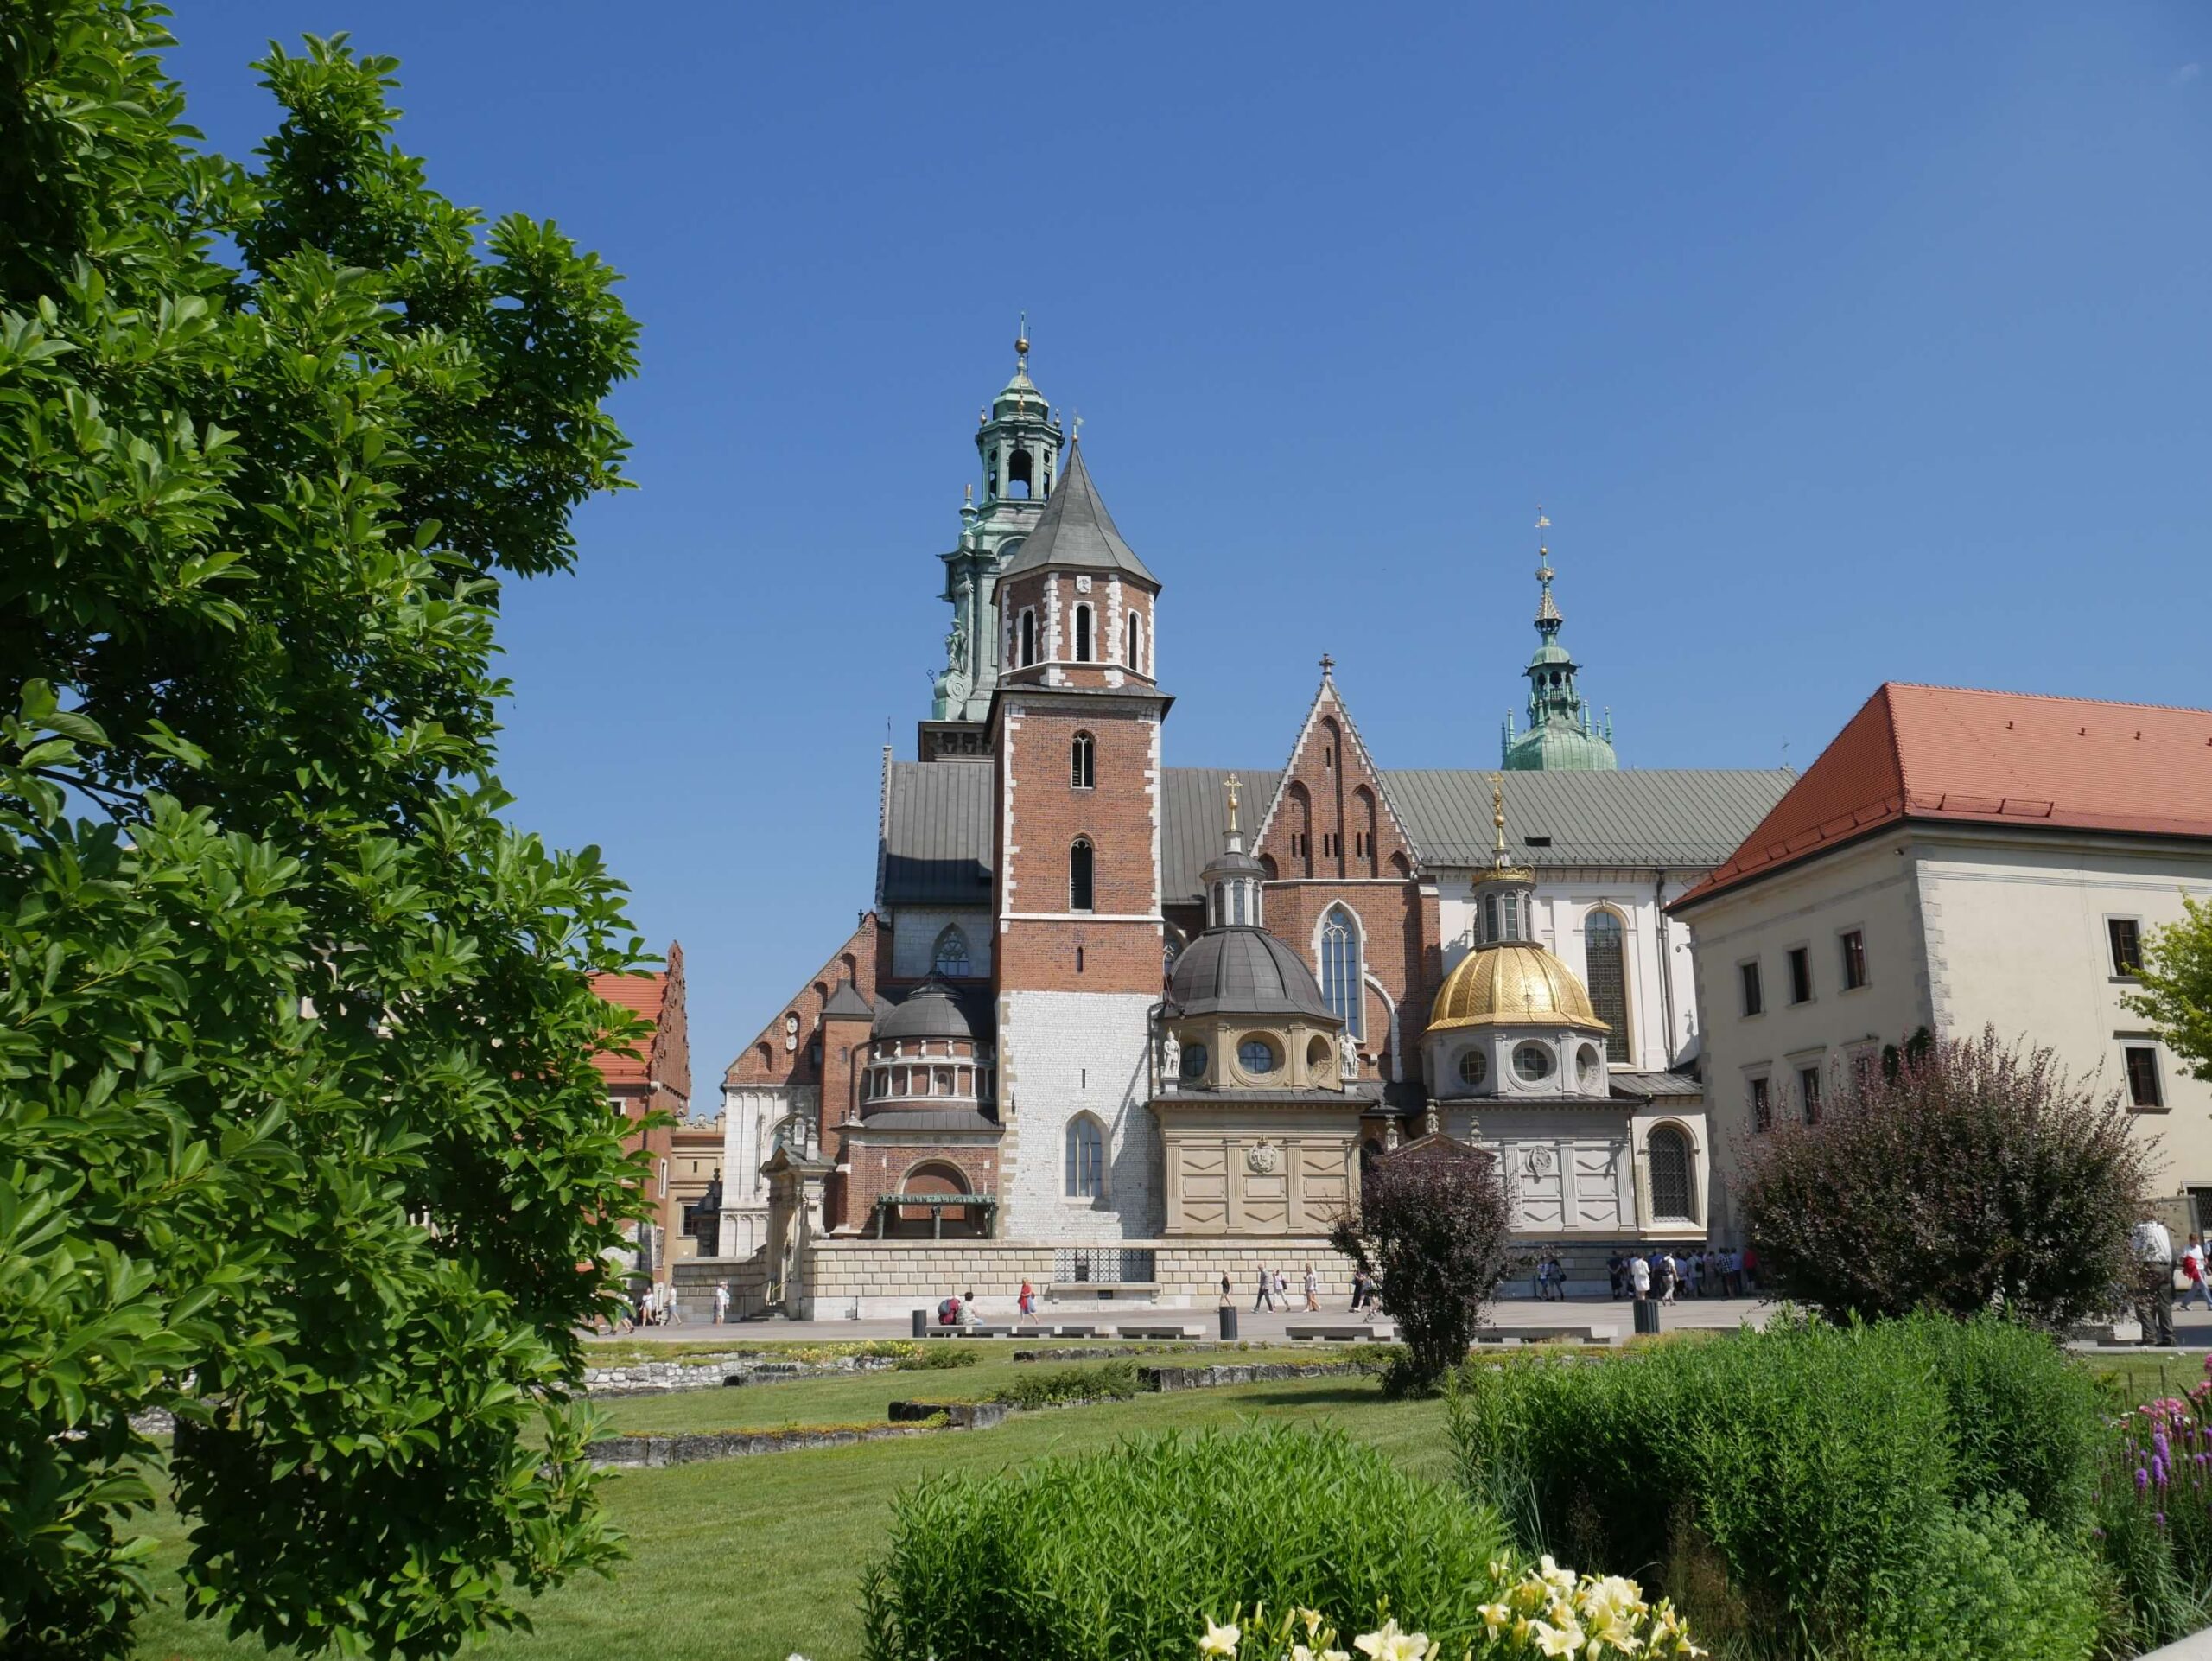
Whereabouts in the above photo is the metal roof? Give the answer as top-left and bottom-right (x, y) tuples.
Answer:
(999, 442), (1156, 583)
(1166, 926), (1334, 1020)
(880, 762), (1795, 906)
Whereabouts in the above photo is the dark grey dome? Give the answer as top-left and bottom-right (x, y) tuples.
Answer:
(1167, 929), (1335, 1021)
(873, 979), (975, 1041)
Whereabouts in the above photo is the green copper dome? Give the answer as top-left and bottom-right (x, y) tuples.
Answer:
(1500, 531), (1618, 773)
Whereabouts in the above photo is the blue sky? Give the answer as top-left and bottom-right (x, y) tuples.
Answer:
(162, 6), (2209, 1107)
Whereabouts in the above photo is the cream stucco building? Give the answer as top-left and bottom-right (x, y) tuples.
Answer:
(1675, 683), (2212, 1243)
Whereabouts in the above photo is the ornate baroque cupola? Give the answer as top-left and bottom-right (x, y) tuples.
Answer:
(1501, 513), (1618, 772)
(1424, 778), (1612, 1101)
(929, 321), (1068, 738)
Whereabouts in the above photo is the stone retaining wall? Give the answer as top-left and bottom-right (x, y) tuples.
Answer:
(588, 1424), (942, 1467)
(804, 1237), (1351, 1319)
(1137, 1362), (1364, 1392)
(580, 1351), (898, 1395)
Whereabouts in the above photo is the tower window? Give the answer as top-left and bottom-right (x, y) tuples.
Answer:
(1020, 609), (1037, 668)
(1074, 604), (1092, 662)
(1583, 909), (1629, 1065)
(932, 924), (971, 977)
(1069, 838), (1095, 912)
(1007, 448), (1034, 498)
(1125, 611), (1142, 670)
(1319, 906), (1363, 1040)
(1071, 731), (1096, 789)
(1065, 1115), (1104, 1199)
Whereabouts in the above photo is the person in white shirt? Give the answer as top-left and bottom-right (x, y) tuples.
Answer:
(2133, 1211), (2177, 1346)
(1629, 1253), (1652, 1300)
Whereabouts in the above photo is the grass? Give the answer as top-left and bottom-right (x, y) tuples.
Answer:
(128, 1370), (1451, 1661)
(122, 1340), (2197, 1660)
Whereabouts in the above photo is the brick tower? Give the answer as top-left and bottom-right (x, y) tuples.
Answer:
(988, 438), (1170, 1241)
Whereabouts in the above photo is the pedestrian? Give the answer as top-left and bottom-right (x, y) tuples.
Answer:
(712, 1280), (730, 1325)
(1019, 1278), (1036, 1319)
(1606, 1253), (1625, 1300)
(1741, 1244), (1760, 1292)
(959, 1288), (979, 1328)
(1218, 1270), (1233, 1307)
(1723, 1246), (1743, 1297)
(1656, 1253), (1677, 1305)
(1302, 1264), (1319, 1312)
(1254, 1267), (1276, 1312)
(2133, 1208), (2177, 1346)
(1629, 1251), (1651, 1301)
(2183, 1237), (2210, 1313)
(665, 1281), (683, 1325)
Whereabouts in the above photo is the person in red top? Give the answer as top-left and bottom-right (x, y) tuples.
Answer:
(1018, 1279), (1035, 1318)
(1741, 1245), (1760, 1292)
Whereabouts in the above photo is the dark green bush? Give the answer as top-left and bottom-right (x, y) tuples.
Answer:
(1448, 1314), (2103, 1657)
(1863, 1494), (2101, 1661)
(861, 1425), (1508, 1660)
(988, 1360), (1145, 1409)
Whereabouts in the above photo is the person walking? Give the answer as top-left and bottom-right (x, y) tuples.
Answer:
(1656, 1253), (1678, 1305)
(1019, 1278), (1036, 1319)
(1628, 1251), (1652, 1301)
(1273, 1268), (1288, 1308)
(1254, 1267), (1276, 1312)
(1349, 1268), (1369, 1312)
(2183, 1237), (2210, 1313)
(712, 1280), (730, 1325)
(2133, 1208), (2177, 1346)
(1741, 1245), (1760, 1293)
(1218, 1270), (1233, 1308)
(1302, 1264), (1319, 1312)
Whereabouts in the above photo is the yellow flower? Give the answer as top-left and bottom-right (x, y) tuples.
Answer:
(1538, 1556), (1577, 1593)
(1301, 1609), (1325, 1637)
(1200, 1618), (1242, 1657)
(1527, 1620), (1581, 1658)
(1352, 1620), (1432, 1661)
(1478, 1603), (1513, 1633)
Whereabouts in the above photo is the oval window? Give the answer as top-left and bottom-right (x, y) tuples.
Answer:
(1514, 1042), (1554, 1083)
(1238, 1038), (1279, 1075)
(1458, 1049), (1488, 1088)
(1179, 1041), (1208, 1080)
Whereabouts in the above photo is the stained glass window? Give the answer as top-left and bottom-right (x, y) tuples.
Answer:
(1319, 907), (1362, 1039)
(1584, 910), (1629, 1064)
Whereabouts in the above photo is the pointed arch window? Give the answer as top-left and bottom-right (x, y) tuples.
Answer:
(932, 924), (972, 978)
(1071, 731), (1096, 789)
(1074, 604), (1093, 662)
(1125, 611), (1144, 671)
(1069, 838), (1095, 912)
(1584, 909), (1630, 1064)
(1065, 1114), (1105, 1199)
(1020, 609), (1037, 668)
(1319, 906), (1363, 1040)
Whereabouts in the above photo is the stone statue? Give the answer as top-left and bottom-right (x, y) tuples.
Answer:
(1338, 1030), (1359, 1080)
(944, 613), (968, 665)
(1160, 1028), (1181, 1082)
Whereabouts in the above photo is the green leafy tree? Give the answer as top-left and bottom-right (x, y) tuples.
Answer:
(1, 6), (649, 1656)
(2133, 897), (2212, 1088)
(1736, 1028), (2151, 1328)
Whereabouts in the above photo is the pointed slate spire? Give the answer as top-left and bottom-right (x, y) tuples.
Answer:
(1001, 439), (1156, 583)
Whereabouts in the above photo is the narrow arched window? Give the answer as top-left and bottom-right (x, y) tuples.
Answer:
(1126, 611), (1143, 669)
(932, 924), (971, 977)
(1584, 910), (1629, 1064)
(1007, 448), (1034, 498)
(1069, 838), (1095, 911)
(1074, 604), (1092, 662)
(1071, 732), (1096, 789)
(1319, 906), (1363, 1040)
(1648, 1125), (1695, 1223)
(1020, 609), (1037, 667)
(1065, 1115), (1104, 1199)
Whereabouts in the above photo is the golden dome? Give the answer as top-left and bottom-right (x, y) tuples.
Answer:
(1427, 942), (1611, 1034)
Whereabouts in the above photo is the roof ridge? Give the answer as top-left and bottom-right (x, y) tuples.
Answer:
(1882, 680), (2212, 718)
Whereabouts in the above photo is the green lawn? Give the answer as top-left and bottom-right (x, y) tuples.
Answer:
(128, 1369), (1448, 1661)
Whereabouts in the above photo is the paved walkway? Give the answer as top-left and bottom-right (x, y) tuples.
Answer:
(595, 1293), (1781, 1345)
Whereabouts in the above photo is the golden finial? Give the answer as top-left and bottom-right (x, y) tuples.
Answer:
(1016, 309), (1029, 365)
(1225, 773), (1242, 836)
(1491, 773), (1508, 866)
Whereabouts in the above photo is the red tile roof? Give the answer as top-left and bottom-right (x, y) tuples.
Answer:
(1675, 683), (2212, 907)
(589, 970), (667, 1087)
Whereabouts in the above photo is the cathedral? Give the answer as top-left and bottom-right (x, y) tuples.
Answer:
(714, 333), (1794, 1316)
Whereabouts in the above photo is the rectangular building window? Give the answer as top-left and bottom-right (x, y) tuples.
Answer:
(2110, 918), (2144, 977)
(1788, 946), (1812, 1004)
(1740, 960), (1763, 1017)
(2126, 1045), (2164, 1109)
(1798, 1066), (1822, 1125)
(1749, 1074), (1772, 1133)
(1840, 930), (1867, 990)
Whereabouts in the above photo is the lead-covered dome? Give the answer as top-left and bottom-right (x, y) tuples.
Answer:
(872, 977), (976, 1041)
(1167, 928), (1335, 1021)
(1428, 942), (1608, 1034)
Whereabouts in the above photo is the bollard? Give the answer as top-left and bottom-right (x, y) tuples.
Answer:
(1218, 1305), (1238, 1340)
(912, 1308), (928, 1339)
(1632, 1297), (1662, 1337)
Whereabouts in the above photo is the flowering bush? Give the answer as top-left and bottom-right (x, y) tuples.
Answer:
(2098, 1358), (2212, 1645)
(1198, 1559), (1702, 1661)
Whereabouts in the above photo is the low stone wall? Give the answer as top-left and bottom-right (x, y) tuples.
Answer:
(580, 1351), (901, 1396)
(804, 1237), (1354, 1319)
(1138, 1361), (1365, 1392)
(588, 1424), (942, 1467)
(888, 1399), (1010, 1429)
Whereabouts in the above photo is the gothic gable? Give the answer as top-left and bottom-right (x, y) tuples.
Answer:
(724, 913), (885, 1087)
(1252, 667), (1419, 881)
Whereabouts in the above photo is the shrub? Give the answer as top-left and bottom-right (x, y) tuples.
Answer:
(1329, 1136), (1515, 1393)
(2096, 1371), (2212, 1650)
(1737, 1027), (2151, 1327)
(861, 1425), (1509, 1659)
(891, 1346), (982, 1371)
(1863, 1494), (2101, 1661)
(988, 1360), (1144, 1409)
(1449, 1315), (2106, 1656)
